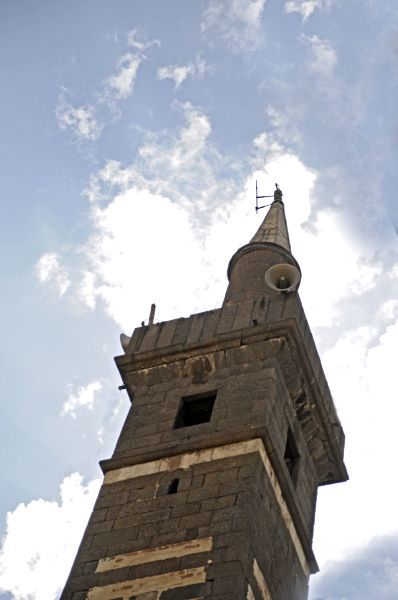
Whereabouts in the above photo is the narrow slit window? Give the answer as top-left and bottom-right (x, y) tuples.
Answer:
(167, 478), (179, 495)
(284, 428), (300, 486)
(174, 391), (217, 429)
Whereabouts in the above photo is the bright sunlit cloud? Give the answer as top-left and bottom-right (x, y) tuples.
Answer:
(312, 318), (398, 570)
(0, 474), (101, 600)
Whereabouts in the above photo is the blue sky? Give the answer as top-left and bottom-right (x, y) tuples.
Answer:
(1, 1), (398, 598)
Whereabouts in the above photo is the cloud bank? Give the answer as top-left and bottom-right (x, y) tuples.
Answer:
(310, 532), (398, 600)
(0, 474), (100, 600)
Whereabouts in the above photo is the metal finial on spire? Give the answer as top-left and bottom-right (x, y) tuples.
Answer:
(274, 183), (283, 201)
(256, 181), (284, 212)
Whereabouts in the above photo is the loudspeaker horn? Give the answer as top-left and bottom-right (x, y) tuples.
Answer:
(264, 263), (301, 293)
(120, 333), (131, 352)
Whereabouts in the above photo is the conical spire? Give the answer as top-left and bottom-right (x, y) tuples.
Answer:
(224, 185), (298, 303)
(251, 185), (291, 252)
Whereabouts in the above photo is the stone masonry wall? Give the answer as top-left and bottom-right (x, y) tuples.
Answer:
(61, 288), (347, 599)
(112, 337), (318, 540)
(61, 447), (309, 600)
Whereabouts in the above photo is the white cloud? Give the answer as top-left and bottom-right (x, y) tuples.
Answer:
(0, 473), (101, 600)
(158, 56), (211, 89)
(62, 380), (102, 418)
(81, 132), (378, 342)
(56, 30), (159, 143)
(82, 188), (211, 330)
(158, 63), (195, 89)
(285, 0), (334, 21)
(127, 28), (160, 52)
(163, 101), (212, 166)
(228, 0), (266, 25)
(47, 100), (387, 355)
(379, 299), (398, 320)
(310, 532), (398, 600)
(267, 106), (288, 130)
(57, 104), (237, 329)
(104, 30), (160, 101)
(96, 426), (105, 444)
(253, 130), (285, 157)
(85, 102), (226, 213)
(302, 34), (337, 76)
(55, 96), (103, 141)
(311, 318), (398, 571)
(78, 271), (97, 310)
(50, 105), (383, 343)
(35, 252), (71, 297)
(296, 210), (381, 327)
(105, 52), (142, 100)
(266, 105), (303, 147)
(201, 0), (267, 50)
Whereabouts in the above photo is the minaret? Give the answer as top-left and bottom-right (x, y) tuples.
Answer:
(61, 186), (347, 600)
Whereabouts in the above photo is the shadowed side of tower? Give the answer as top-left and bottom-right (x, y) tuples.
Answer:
(61, 188), (347, 600)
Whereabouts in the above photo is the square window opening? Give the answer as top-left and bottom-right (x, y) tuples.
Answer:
(174, 391), (217, 429)
(167, 478), (179, 495)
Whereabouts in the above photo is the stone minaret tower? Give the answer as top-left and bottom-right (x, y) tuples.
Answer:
(61, 187), (347, 600)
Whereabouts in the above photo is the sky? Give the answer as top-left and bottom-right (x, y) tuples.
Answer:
(0, 1), (398, 598)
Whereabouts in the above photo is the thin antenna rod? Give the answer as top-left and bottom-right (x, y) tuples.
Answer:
(255, 180), (274, 213)
(256, 180), (258, 212)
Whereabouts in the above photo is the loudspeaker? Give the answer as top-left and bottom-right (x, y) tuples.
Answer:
(264, 263), (301, 292)
(120, 333), (131, 352)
